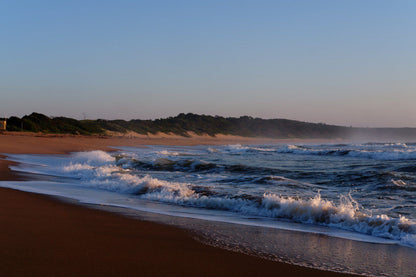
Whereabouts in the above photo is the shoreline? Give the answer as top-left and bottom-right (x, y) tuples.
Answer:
(0, 133), (354, 276)
(0, 131), (343, 153)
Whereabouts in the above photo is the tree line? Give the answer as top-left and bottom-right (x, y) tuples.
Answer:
(6, 112), (416, 140)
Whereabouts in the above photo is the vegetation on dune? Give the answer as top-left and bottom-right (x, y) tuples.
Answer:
(6, 113), (103, 135)
(5, 112), (416, 140)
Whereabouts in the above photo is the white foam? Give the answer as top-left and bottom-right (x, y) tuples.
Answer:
(71, 150), (115, 165)
(56, 153), (416, 247)
(392, 179), (407, 186)
(260, 193), (416, 247)
(217, 144), (277, 154)
(157, 150), (180, 156)
(278, 144), (416, 160)
(5, 149), (416, 248)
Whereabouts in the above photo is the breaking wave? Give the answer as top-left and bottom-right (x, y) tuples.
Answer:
(209, 144), (277, 154)
(6, 146), (416, 250)
(278, 144), (416, 160)
(22, 150), (414, 248)
(114, 155), (291, 176)
(205, 143), (416, 160)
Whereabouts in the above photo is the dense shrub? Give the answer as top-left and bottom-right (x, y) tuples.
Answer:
(7, 112), (414, 140)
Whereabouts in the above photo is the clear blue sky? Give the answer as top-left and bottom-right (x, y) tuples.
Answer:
(1, 1), (415, 127)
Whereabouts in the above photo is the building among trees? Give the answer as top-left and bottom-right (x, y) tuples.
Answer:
(0, 119), (6, 131)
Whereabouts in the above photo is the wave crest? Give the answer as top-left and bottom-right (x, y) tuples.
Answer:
(279, 145), (416, 160)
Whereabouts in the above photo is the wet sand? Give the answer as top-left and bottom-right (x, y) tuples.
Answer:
(0, 133), (353, 276)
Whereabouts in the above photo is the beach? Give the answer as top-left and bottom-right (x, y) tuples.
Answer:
(0, 132), (356, 276)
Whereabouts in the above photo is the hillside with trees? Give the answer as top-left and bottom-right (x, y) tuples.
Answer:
(5, 112), (416, 141)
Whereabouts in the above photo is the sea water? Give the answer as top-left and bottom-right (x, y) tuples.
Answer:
(2, 143), (416, 276)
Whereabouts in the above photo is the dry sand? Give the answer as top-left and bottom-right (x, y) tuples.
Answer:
(0, 132), (353, 276)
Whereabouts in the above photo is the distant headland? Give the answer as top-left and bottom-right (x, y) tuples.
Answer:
(4, 112), (416, 141)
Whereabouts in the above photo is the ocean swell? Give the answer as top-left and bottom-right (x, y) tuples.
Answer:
(278, 145), (416, 160)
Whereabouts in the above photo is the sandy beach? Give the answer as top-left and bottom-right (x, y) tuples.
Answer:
(0, 132), (353, 276)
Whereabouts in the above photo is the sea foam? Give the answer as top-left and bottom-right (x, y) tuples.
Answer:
(34, 152), (416, 247)
(277, 144), (416, 160)
(5, 147), (416, 249)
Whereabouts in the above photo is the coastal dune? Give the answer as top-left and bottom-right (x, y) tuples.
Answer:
(0, 133), (353, 276)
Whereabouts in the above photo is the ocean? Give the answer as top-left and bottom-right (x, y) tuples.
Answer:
(2, 142), (416, 276)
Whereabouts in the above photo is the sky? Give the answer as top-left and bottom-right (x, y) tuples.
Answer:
(1, 0), (415, 127)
